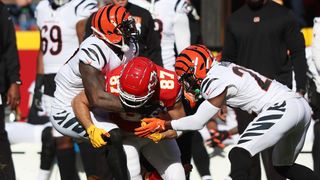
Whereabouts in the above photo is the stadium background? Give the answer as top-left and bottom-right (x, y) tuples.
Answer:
(4, 0), (319, 179)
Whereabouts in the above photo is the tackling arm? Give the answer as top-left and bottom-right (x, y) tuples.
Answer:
(71, 91), (93, 129)
(79, 62), (125, 112)
(168, 89), (227, 131)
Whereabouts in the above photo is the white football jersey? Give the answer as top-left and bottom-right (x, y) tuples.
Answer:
(35, 0), (98, 74)
(129, 0), (190, 70)
(201, 62), (299, 114)
(53, 36), (138, 108)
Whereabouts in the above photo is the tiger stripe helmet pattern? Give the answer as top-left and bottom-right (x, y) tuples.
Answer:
(175, 44), (214, 80)
(91, 4), (133, 44)
(175, 44), (215, 98)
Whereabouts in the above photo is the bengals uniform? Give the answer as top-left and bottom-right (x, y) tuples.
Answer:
(173, 61), (311, 166)
(51, 35), (138, 138)
(35, 0), (98, 74)
(129, 0), (190, 70)
(105, 62), (182, 132)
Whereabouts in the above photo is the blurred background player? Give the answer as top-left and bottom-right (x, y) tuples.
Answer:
(0, 0), (21, 179)
(72, 57), (186, 180)
(51, 4), (138, 180)
(129, 0), (190, 71)
(32, 0), (97, 179)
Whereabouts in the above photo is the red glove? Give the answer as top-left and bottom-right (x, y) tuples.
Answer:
(134, 118), (166, 137)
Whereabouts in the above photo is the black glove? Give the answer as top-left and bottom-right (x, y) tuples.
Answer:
(32, 74), (44, 111)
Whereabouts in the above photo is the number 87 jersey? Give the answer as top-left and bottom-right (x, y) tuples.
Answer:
(106, 62), (182, 109)
(35, 0), (97, 74)
(202, 62), (298, 114)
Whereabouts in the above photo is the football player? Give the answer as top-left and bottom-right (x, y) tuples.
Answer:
(33, 0), (97, 179)
(72, 56), (186, 179)
(51, 4), (138, 180)
(129, 0), (190, 71)
(135, 44), (320, 180)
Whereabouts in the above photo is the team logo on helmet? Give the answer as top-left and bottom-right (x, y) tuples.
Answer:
(91, 4), (139, 51)
(118, 57), (158, 108)
(175, 44), (215, 100)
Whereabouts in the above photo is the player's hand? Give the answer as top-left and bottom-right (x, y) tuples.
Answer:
(205, 129), (230, 148)
(134, 118), (166, 137)
(147, 132), (165, 143)
(32, 89), (43, 111)
(86, 125), (110, 148)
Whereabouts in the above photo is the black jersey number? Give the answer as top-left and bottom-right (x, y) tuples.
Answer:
(232, 66), (271, 91)
(41, 25), (62, 55)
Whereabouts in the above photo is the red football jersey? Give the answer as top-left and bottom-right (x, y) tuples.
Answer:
(105, 64), (181, 132)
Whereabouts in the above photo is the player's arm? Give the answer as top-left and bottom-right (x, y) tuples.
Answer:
(32, 31), (45, 110)
(79, 62), (125, 113)
(76, 18), (87, 43)
(158, 100), (186, 139)
(135, 88), (227, 137)
(72, 91), (110, 148)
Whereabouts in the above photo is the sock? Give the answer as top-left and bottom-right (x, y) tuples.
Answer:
(228, 147), (251, 180)
(56, 147), (80, 180)
(201, 175), (212, 180)
(274, 163), (320, 180)
(105, 129), (129, 180)
(37, 169), (51, 180)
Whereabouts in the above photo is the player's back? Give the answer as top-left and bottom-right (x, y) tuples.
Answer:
(35, 0), (97, 74)
(201, 62), (298, 114)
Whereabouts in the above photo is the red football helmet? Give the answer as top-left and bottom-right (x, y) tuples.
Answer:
(175, 44), (214, 98)
(91, 4), (138, 50)
(118, 57), (158, 108)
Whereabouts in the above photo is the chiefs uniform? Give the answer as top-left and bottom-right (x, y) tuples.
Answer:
(129, 0), (190, 70)
(105, 63), (182, 132)
(106, 62), (185, 180)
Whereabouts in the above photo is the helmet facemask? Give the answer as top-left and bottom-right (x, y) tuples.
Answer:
(179, 68), (202, 101)
(115, 16), (139, 45)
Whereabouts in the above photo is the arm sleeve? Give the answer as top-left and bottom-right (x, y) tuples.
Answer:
(143, 11), (163, 66)
(75, 0), (98, 20)
(1, 6), (20, 84)
(285, 12), (307, 91)
(174, 11), (190, 53)
(171, 100), (220, 131)
(222, 20), (237, 63)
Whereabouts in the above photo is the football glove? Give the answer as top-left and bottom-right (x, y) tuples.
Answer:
(205, 129), (230, 148)
(134, 118), (166, 137)
(86, 124), (110, 148)
(148, 132), (164, 143)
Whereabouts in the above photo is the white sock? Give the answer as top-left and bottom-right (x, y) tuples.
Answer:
(37, 169), (51, 180)
(202, 175), (212, 180)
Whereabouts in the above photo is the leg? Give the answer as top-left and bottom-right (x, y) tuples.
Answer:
(105, 129), (129, 180)
(233, 108), (261, 180)
(55, 136), (79, 180)
(228, 147), (252, 180)
(313, 121), (320, 174)
(191, 131), (211, 179)
(260, 148), (285, 180)
(274, 163), (320, 180)
(77, 141), (99, 179)
(176, 131), (194, 179)
(38, 127), (56, 180)
(0, 105), (15, 180)
(142, 139), (185, 180)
